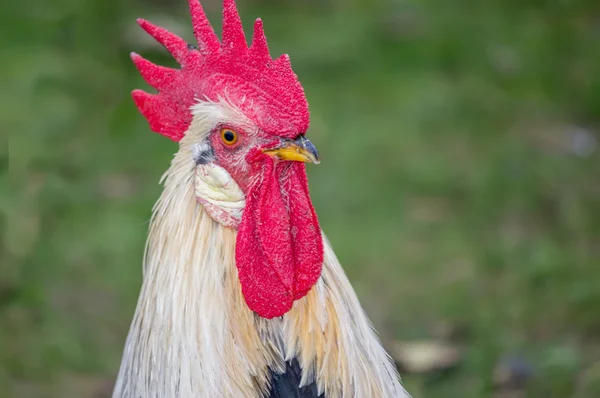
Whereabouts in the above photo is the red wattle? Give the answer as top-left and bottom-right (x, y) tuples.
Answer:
(283, 162), (324, 300)
(235, 159), (323, 319)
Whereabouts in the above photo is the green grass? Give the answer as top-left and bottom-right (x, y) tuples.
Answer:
(4, 0), (600, 397)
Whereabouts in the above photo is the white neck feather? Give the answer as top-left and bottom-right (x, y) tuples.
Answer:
(113, 100), (409, 398)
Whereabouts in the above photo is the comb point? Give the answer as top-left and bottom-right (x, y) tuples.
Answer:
(272, 53), (292, 72)
(222, 0), (246, 53)
(131, 53), (177, 89)
(250, 18), (269, 61)
(188, 0), (220, 54)
(137, 18), (189, 64)
(132, 89), (154, 117)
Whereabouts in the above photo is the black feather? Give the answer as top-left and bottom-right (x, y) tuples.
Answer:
(193, 143), (214, 165)
(267, 358), (324, 398)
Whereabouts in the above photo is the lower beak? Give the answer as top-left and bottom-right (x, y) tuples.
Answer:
(263, 136), (320, 164)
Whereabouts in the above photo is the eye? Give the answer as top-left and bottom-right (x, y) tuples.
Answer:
(220, 128), (239, 146)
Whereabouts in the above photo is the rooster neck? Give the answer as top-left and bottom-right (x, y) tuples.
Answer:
(113, 145), (275, 398)
(113, 142), (409, 398)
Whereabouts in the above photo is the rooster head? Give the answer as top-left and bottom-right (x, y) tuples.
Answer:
(131, 0), (323, 319)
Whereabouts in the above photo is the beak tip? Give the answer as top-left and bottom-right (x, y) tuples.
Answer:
(299, 136), (320, 165)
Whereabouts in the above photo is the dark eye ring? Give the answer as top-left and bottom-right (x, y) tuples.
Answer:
(220, 128), (239, 146)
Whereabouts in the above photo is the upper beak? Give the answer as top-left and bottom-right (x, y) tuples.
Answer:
(263, 136), (320, 164)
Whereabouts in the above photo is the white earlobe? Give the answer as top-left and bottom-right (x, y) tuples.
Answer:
(195, 163), (245, 228)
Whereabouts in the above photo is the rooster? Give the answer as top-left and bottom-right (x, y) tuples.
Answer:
(113, 1), (410, 397)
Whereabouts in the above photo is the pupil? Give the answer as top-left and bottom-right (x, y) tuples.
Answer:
(224, 131), (235, 142)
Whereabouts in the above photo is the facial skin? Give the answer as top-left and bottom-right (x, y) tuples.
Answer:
(205, 124), (320, 194)
(206, 124), (277, 193)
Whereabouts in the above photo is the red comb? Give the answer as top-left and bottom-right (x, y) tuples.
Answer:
(131, 0), (309, 142)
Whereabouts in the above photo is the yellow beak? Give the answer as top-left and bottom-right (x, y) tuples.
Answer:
(263, 136), (320, 164)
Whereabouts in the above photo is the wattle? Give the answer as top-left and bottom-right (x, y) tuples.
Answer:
(235, 159), (323, 319)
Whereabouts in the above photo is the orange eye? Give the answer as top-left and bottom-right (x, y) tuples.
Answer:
(220, 128), (239, 146)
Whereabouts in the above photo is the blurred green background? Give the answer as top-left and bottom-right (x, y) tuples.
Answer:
(4, 0), (600, 397)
